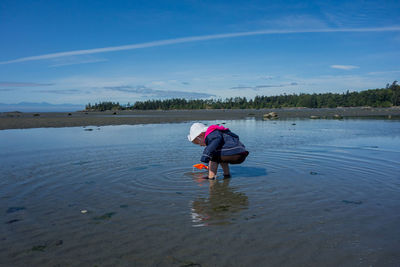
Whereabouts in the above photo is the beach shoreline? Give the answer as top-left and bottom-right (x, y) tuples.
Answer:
(1, 107), (400, 130)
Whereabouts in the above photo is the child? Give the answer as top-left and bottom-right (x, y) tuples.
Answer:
(188, 123), (249, 179)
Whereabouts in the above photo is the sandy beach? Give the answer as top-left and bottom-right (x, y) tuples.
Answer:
(1, 107), (400, 130)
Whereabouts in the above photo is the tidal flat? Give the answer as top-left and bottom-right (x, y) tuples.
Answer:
(1, 107), (400, 130)
(1, 119), (400, 266)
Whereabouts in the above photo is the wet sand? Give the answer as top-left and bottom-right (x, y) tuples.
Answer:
(1, 107), (400, 130)
(1, 120), (400, 266)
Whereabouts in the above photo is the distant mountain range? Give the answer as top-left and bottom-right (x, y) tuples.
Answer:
(0, 102), (85, 112)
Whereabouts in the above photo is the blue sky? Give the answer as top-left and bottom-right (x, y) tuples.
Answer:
(1, 0), (399, 105)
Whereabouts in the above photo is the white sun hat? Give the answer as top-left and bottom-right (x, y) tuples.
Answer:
(188, 123), (208, 142)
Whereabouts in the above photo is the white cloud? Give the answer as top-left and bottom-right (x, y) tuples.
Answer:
(53, 75), (139, 88)
(35, 89), (85, 94)
(230, 82), (299, 91)
(230, 82), (298, 90)
(0, 82), (53, 87)
(285, 73), (389, 93)
(1, 26), (400, 64)
(103, 85), (215, 99)
(150, 81), (166, 86)
(260, 75), (275, 80)
(49, 57), (107, 67)
(330, 65), (359, 70)
(255, 15), (329, 30)
(367, 70), (400, 75)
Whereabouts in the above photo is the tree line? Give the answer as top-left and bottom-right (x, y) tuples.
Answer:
(86, 81), (400, 111)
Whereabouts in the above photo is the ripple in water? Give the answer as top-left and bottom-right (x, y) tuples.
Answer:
(1, 120), (400, 266)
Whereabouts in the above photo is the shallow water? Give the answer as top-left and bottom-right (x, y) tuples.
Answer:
(1, 119), (400, 266)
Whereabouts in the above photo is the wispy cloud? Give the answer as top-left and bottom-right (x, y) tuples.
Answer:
(367, 70), (400, 75)
(230, 86), (253, 90)
(103, 85), (215, 98)
(0, 82), (53, 87)
(49, 57), (107, 67)
(35, 89), (84, 94)
(150, 81), (167, 86)
(251, 15), (329, 30)
(1, 26), (400, 64)
(285, 73), (391, 93)
(260, 75), (275, 80)
(330, 65), (359, 70)
(230, 82), (298, 90)
(319, 1), (398, 28)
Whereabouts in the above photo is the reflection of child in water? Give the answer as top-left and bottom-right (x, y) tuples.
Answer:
(191, 178), (248, 226)
(188, 123), (249, 179)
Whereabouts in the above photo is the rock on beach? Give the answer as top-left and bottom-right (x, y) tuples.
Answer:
(263, 112), (279, 120)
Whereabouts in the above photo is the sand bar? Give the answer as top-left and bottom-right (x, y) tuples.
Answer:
(1, 107), (400, 130)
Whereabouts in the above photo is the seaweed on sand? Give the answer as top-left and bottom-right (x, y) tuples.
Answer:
(31, 245), (47, 252)
(6, 207), (26, 213)
(92, 212), (116, 220)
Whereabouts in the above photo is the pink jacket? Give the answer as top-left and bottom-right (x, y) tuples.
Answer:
(204, 125), (229, 139)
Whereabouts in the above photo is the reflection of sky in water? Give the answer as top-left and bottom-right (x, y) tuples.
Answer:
(0, 124), (187, 153)
(1, 119), (400, 266)
(1, 118), (399, 153)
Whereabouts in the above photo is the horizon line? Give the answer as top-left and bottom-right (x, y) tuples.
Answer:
(1, 26), (400, 65)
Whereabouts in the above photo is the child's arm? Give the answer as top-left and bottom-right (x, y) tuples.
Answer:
(200, 133), (223, 163)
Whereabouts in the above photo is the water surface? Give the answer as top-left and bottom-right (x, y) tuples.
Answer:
(1, 119), (400, 266)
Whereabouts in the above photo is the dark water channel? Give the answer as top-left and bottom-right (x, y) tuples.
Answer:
(1, 119), (399, 266)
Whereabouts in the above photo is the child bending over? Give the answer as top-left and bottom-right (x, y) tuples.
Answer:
(188, 123), (249, 179)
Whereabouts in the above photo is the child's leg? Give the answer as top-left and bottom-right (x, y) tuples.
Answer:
(208, 161), (218, 179)
(220, 162), (230, 177)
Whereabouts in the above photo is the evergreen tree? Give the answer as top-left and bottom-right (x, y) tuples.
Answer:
(86, 82), (399, 111)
